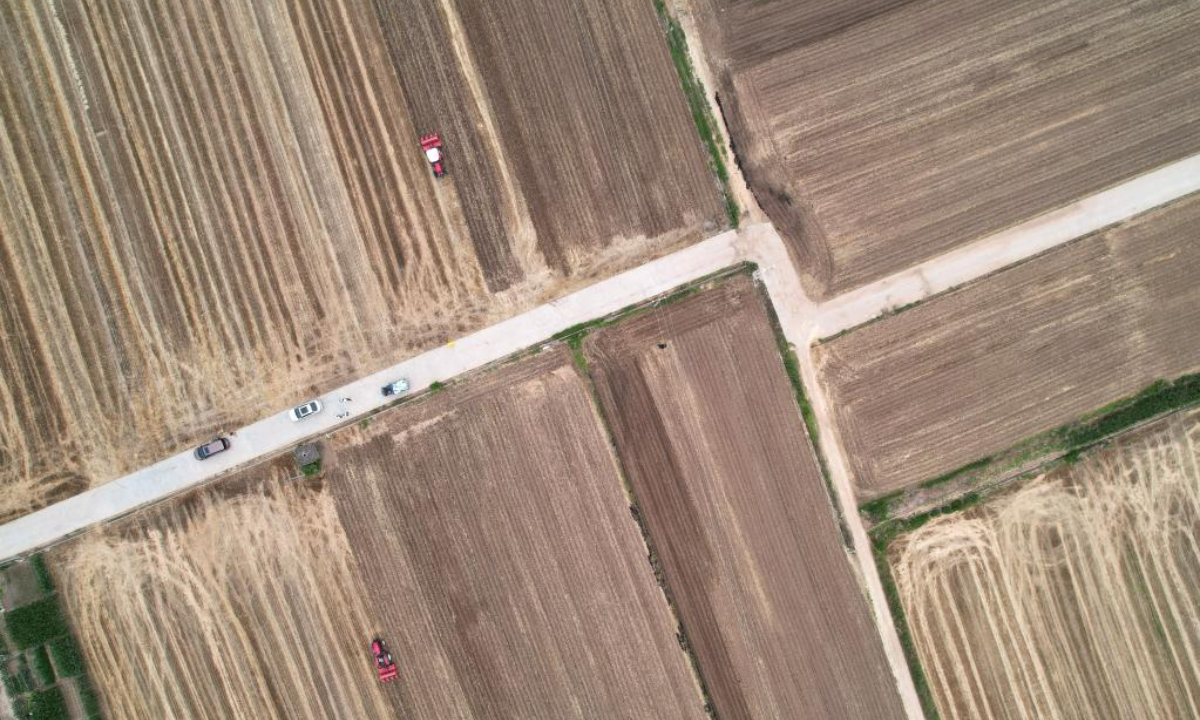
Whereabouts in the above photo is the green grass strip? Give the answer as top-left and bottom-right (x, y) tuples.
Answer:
(29, 645), (54, 687)
(869, 492), (985, 720)
(1065, 374), (1200, 447)
(31, 555), (55, 595)
(652, 0), (739, 228)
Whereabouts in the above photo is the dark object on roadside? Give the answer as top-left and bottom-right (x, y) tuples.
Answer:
(294, 443), (321, 467)
(194, 437), (230, 461)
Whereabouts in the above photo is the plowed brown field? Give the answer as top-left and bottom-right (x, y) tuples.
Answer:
(0, 0), (721, 521)
(585, 276), (905, 719)
(891, 410), (1200, 720)
(688, 0), (1200, 298)
(328, 350), (707, 720)
(55, 482), (400, 719)
(816, 193), (1200, 499)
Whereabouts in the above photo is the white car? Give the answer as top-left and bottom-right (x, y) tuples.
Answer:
(289, 399), (323, 422)
(381, 379), (410, 397)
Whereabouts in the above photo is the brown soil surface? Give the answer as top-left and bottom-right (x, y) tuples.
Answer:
(327, 349), (707, 720)
(585, 276), (905, 719)
(890, 409), (1200, 720)
(0, 0), (721, 521)
(53, 481), (400, 719)
(454, 0), (722, 276)
(816, 193), (1200, 499)
(688, 0), (1200, 298)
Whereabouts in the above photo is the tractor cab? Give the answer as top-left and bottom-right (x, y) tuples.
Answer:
(371, 637), (399, 682)
(420, 133), (446, 178)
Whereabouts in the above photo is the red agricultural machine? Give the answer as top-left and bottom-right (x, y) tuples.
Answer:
(420, 133), (447, 178)
(371, 637), (399, 682)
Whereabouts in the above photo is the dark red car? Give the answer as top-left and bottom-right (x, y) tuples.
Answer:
(420, 133), (446, 178)
(371, 638), (399, 682)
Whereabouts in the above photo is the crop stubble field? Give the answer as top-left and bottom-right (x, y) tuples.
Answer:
(817, 193), (1200, 498)
(686, 0), (1200, 297)
(0, 0), (721, 521)
(54, 479), (399, 719)
(585, 276), (905, 719)
(328, 349), (707, 720)
(891, 410), (1200, 719)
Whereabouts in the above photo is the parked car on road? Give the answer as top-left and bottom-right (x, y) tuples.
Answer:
(381, 379), (410, 397)
(289, 400), (323, 422)
(194, 437), (231, 460)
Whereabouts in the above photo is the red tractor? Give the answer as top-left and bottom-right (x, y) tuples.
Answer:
(420, 133), (447, 178)
(371, 637), (399, 682)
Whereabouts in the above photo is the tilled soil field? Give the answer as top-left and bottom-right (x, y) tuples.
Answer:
(816, 193), (1200, 499)
(891, 410), (1200, 720)
(54, 482), (400, 719)
(328, 350), (707, 720)
(687, 0), (1200, 298)
(0, 0), (721, 521)
(452, 0), (722, 276)
(585, 276), (905, 719)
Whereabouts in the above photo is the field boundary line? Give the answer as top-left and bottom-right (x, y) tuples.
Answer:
(742, 224), (927, 720)
(814, 154), (1200, 340)
(0, 230), (742, 561)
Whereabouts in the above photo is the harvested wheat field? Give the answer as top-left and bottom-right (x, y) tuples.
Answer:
(686, 0), (1200, 297)
(0, 0), (721, 521)
(53, 482), (398, 719)
(817, 192), (1200, 499)
(328, 349), (707, 720)
(891, 409), (1200, 720)
(585, 275), (905, 719)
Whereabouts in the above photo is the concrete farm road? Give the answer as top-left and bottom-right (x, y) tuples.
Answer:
(2, 151), (1196, 720)
(811, 153), (1200, 340)
(0, 231), (741, 561)
(7, 149), (1196, 559)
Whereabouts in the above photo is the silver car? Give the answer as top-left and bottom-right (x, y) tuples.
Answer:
(289, 399), (323, 422)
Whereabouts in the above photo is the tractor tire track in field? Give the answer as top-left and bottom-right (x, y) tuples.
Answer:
(891, 411), (1200, 720)
(327, 350), (709, 719)
(56, 483), (400, 720)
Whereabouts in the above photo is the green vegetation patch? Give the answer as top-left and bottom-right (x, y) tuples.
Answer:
(47, 635), (84, 678)
(5, 596), (68, 650)
(22, 685), (68, 720)
(2, 655), (31, 696)
(31, 555), (55, 594)
(29, 645), (55, 687)
(299, 460), (322, 477)
(1065, 374), (1200, 447)
(77, 676), (103, 718)
(918, 455), (995, 490)
(652, 0), (739, 228)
